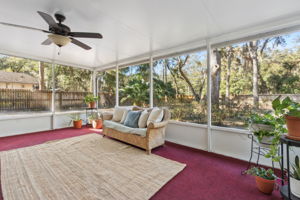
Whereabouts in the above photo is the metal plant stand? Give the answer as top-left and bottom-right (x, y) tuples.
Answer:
(85, 107), (98, 125)
(242, 133), (279, 174)
(280, 136), (300, 200)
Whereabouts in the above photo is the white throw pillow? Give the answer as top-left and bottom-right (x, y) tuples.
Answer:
(120, 108), (130, 124)
(147, 107), (164, 126)
(138, 110), (150, 128)
(112, 107), (126, 122)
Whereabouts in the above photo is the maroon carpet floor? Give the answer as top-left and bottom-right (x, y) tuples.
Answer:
(0, 127), (282, 200)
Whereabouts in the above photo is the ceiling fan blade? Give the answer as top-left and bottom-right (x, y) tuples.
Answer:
(0, 22), (49, 33)
(37, 11), (59, 28)
(68, 32), (103, 39)
(41, 38), (52, 45)
(71, 38), (91, 50)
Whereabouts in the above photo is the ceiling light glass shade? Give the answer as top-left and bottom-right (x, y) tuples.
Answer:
(48, 34), (71, 47)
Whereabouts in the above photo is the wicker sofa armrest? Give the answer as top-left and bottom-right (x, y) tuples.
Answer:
(101, 112), (113, 121)
(147, 120), (169, 129)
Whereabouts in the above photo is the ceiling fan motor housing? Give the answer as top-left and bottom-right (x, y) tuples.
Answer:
(54, 12), (66, 23)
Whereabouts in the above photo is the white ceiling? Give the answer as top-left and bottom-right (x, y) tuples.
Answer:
(0, 0), (300, 70)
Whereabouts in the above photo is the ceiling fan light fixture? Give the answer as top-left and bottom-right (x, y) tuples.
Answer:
(48, 34), (71, 47)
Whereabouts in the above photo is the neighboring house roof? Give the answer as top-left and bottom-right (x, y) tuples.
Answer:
(0, 71), (38, 84)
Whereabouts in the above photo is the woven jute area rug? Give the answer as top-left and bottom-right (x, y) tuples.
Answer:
(1, 134), (185, 200)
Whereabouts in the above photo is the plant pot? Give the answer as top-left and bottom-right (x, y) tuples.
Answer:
(255, 176), (275, 194)
(291, 177), (300, 198)
(92, 119), (102, 129)
(88, 101), (96, 108)
(250, 123), (274, 132)
(257, 136), (274, 148)
(73, 120), (82, 129)
(286, 116), (300, 141)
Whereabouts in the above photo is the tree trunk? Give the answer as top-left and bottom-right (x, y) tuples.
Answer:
(247, 41), (259, 108)
(177, 56), (201, 102)
(165, 60), (179, 95)
(211, 49), (222, 107)
(225, 48), (233, 102)
(39, 61), (45, 90)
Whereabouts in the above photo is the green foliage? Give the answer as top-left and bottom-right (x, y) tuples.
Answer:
(292, 155), (300, 180)
(119, 74), (149, 106)
(246, 167), (276, 180)
(84, 94), (99, 104)
(272, 96), (300, 118)
(249, 113), (274, 126)
(154, 78), (176, 100)
(69, 113), (81, 121)
(248, 97), (292, 162)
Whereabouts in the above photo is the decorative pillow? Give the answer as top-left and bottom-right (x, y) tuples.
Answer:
(147, 107), (164, 126)
(120, 108), (130, 124)
(124, 110), (142, 128)
(138, 110), (150, 128)
(112, 107), (126, 122)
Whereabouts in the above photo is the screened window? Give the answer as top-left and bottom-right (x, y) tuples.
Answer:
(55, 65), (92, 111)
(119, 64), (150, 107)
(97, 69), (116, 110)
(211, 31), (300, 128)
(0, 55), (52, 114)
(154, 51), (207, 124)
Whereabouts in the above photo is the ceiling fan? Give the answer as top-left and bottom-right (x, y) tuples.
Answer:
(0, 11), (103, 50)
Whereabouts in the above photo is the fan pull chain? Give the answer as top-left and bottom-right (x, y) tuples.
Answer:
(58, 47), (61, 55)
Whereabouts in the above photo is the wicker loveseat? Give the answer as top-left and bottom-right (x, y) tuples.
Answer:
(101, 107), (170, 154)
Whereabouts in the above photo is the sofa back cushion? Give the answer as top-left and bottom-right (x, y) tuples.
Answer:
(138, 110), (150, 128)
(120, 108), (131, 124)
(147, 107), (164, 126)
(112, 107), (127, 122)
(124, 110), (142, 128)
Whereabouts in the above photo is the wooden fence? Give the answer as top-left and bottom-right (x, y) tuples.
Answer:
(0, 89), (91, 112)
(0, 89), (52, 112)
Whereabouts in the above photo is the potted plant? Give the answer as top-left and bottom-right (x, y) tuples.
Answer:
(272, 96), (300, 141)
(70, 114), (82, 129)
(246, 167), (276, 194)
(248, 112), (284, 162)
(89, 113), (102, 129)
(84, 94), (99, 108)
(291, 155), (300, 198)
(249, 113), (275, 148)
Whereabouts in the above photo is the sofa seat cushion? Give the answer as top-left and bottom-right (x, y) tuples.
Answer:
(104, 120), (147, 137)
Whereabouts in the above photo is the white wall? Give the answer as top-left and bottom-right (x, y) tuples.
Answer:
(0, 112), (86, 137)
(166, 121), (281, 168)
(0, 115), (298, 169)
(166, 121), (208, 151)
(0, 115), (52, 137)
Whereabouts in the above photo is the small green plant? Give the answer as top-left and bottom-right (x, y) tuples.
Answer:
(84, 94), (99, 104)
(88, 112), (100, 120)
(272, 96), (300, 118)
(69, 113), (81, 122)
(246, 167), (276, 180)
(292, 155), (300, 180)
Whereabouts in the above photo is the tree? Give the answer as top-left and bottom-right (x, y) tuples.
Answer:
(211, 49), (222, 107)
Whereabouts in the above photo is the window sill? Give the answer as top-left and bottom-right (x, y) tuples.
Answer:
(211, 125), (250, 135)
(169, 120), (208, 129)
(0, 110), (87, 121)
(168, 120), (250, 135)
(0, 112), (53, 121)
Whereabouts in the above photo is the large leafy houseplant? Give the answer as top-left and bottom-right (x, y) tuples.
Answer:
(248, 112), (284, 162)
(246, 167), (276, 194)
(272, 96), (300, 140)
